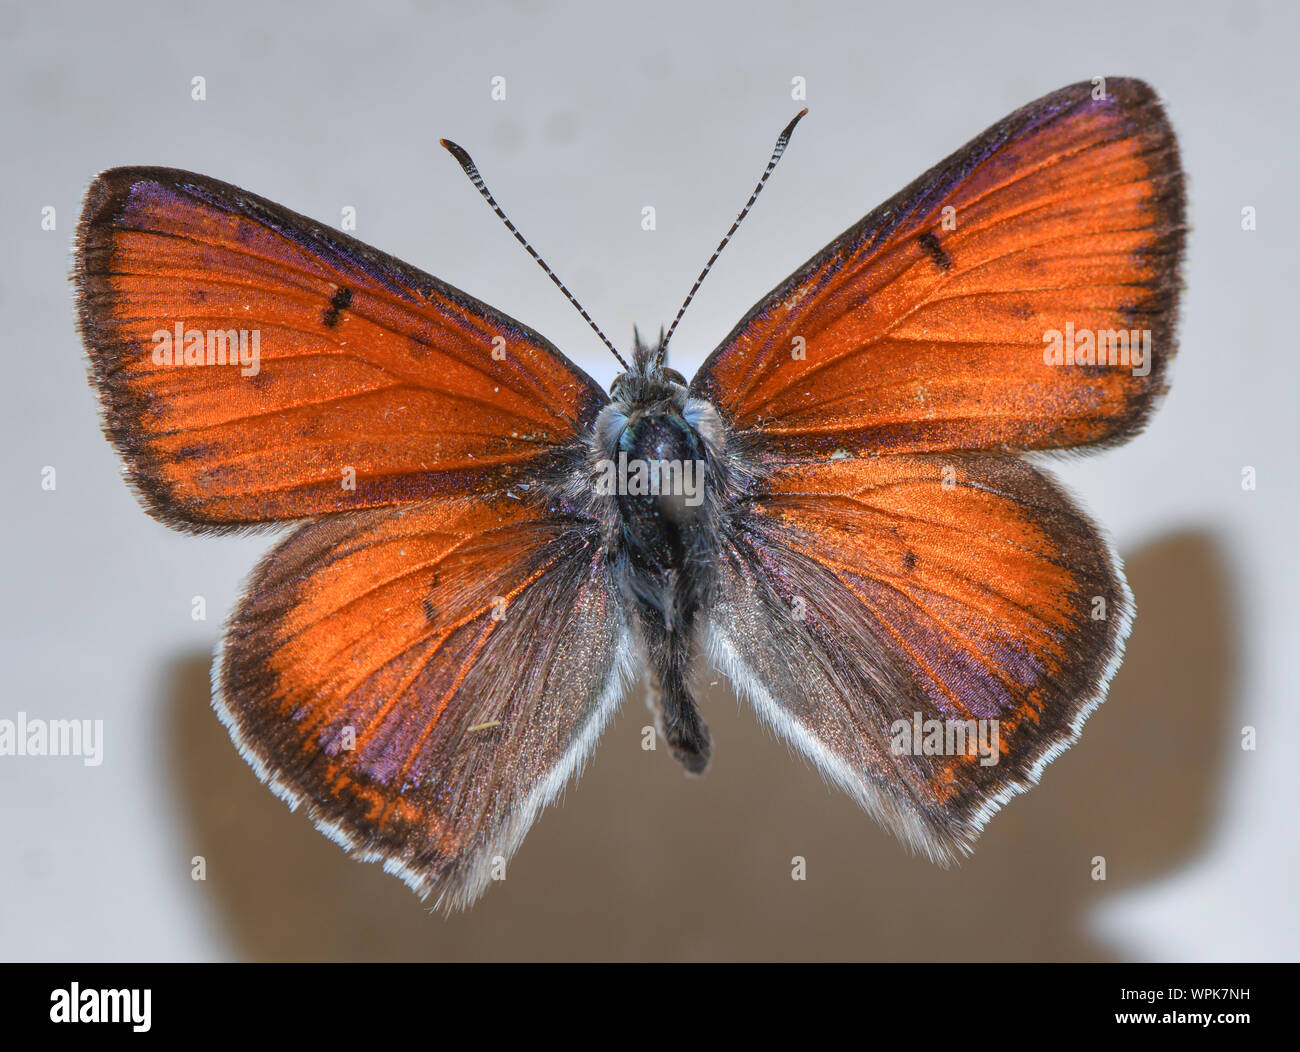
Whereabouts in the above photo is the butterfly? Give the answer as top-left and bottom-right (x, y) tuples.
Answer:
(75, 78), (1184, 910)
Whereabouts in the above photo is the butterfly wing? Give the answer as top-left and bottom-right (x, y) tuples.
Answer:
(77, 169), (628, 903)
(217, 489), (631, 908)
(692, 78), (1184, 457)
(695, 79), (1184, 856)
(707, 454), (1127, 861)
(76, 167), (606, 530)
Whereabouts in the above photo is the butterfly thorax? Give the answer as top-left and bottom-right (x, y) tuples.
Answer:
(614, 410), (705, 575)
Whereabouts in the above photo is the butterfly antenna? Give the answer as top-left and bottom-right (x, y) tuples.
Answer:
(657, 108), (808, 366)
(440, 138), (630, 370)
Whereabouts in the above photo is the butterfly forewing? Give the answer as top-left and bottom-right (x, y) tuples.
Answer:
(75, 167), (607, 530)
(692, 78), (1184, 457)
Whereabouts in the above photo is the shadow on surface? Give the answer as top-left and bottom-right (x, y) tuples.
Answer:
(163, 529), (1236, 960)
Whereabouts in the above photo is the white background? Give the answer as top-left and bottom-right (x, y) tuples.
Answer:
(1, 0), (1295, 960)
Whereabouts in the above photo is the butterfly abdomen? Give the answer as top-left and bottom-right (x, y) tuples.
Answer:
(587, 368), (735, 774)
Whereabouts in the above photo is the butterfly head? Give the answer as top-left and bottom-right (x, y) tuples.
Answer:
(592, 324), (732, 522)
(608, 324), (688, 409)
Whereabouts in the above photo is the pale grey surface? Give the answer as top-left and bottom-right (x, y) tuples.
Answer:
(1, 0), (1296, 960)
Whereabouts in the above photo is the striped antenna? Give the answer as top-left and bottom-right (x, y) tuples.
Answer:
(656, 109), (808, 366)
(440, 138), (630, 370)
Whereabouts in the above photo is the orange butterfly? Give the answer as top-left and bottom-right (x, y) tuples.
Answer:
(76, 78), (1184, 909)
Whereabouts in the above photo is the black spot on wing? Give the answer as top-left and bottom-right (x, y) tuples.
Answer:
(917, 232), (952, 273)
(323, 286), (353, 327)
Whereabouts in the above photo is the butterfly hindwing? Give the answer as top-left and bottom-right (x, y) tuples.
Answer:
(217, 489), (631, 909)
(708, 453), (1129, 860)
(76, 167), (607, 530)
(692, 78), (1185, 457)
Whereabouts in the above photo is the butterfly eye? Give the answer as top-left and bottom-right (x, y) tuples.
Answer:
(662, 368), (687, 387)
